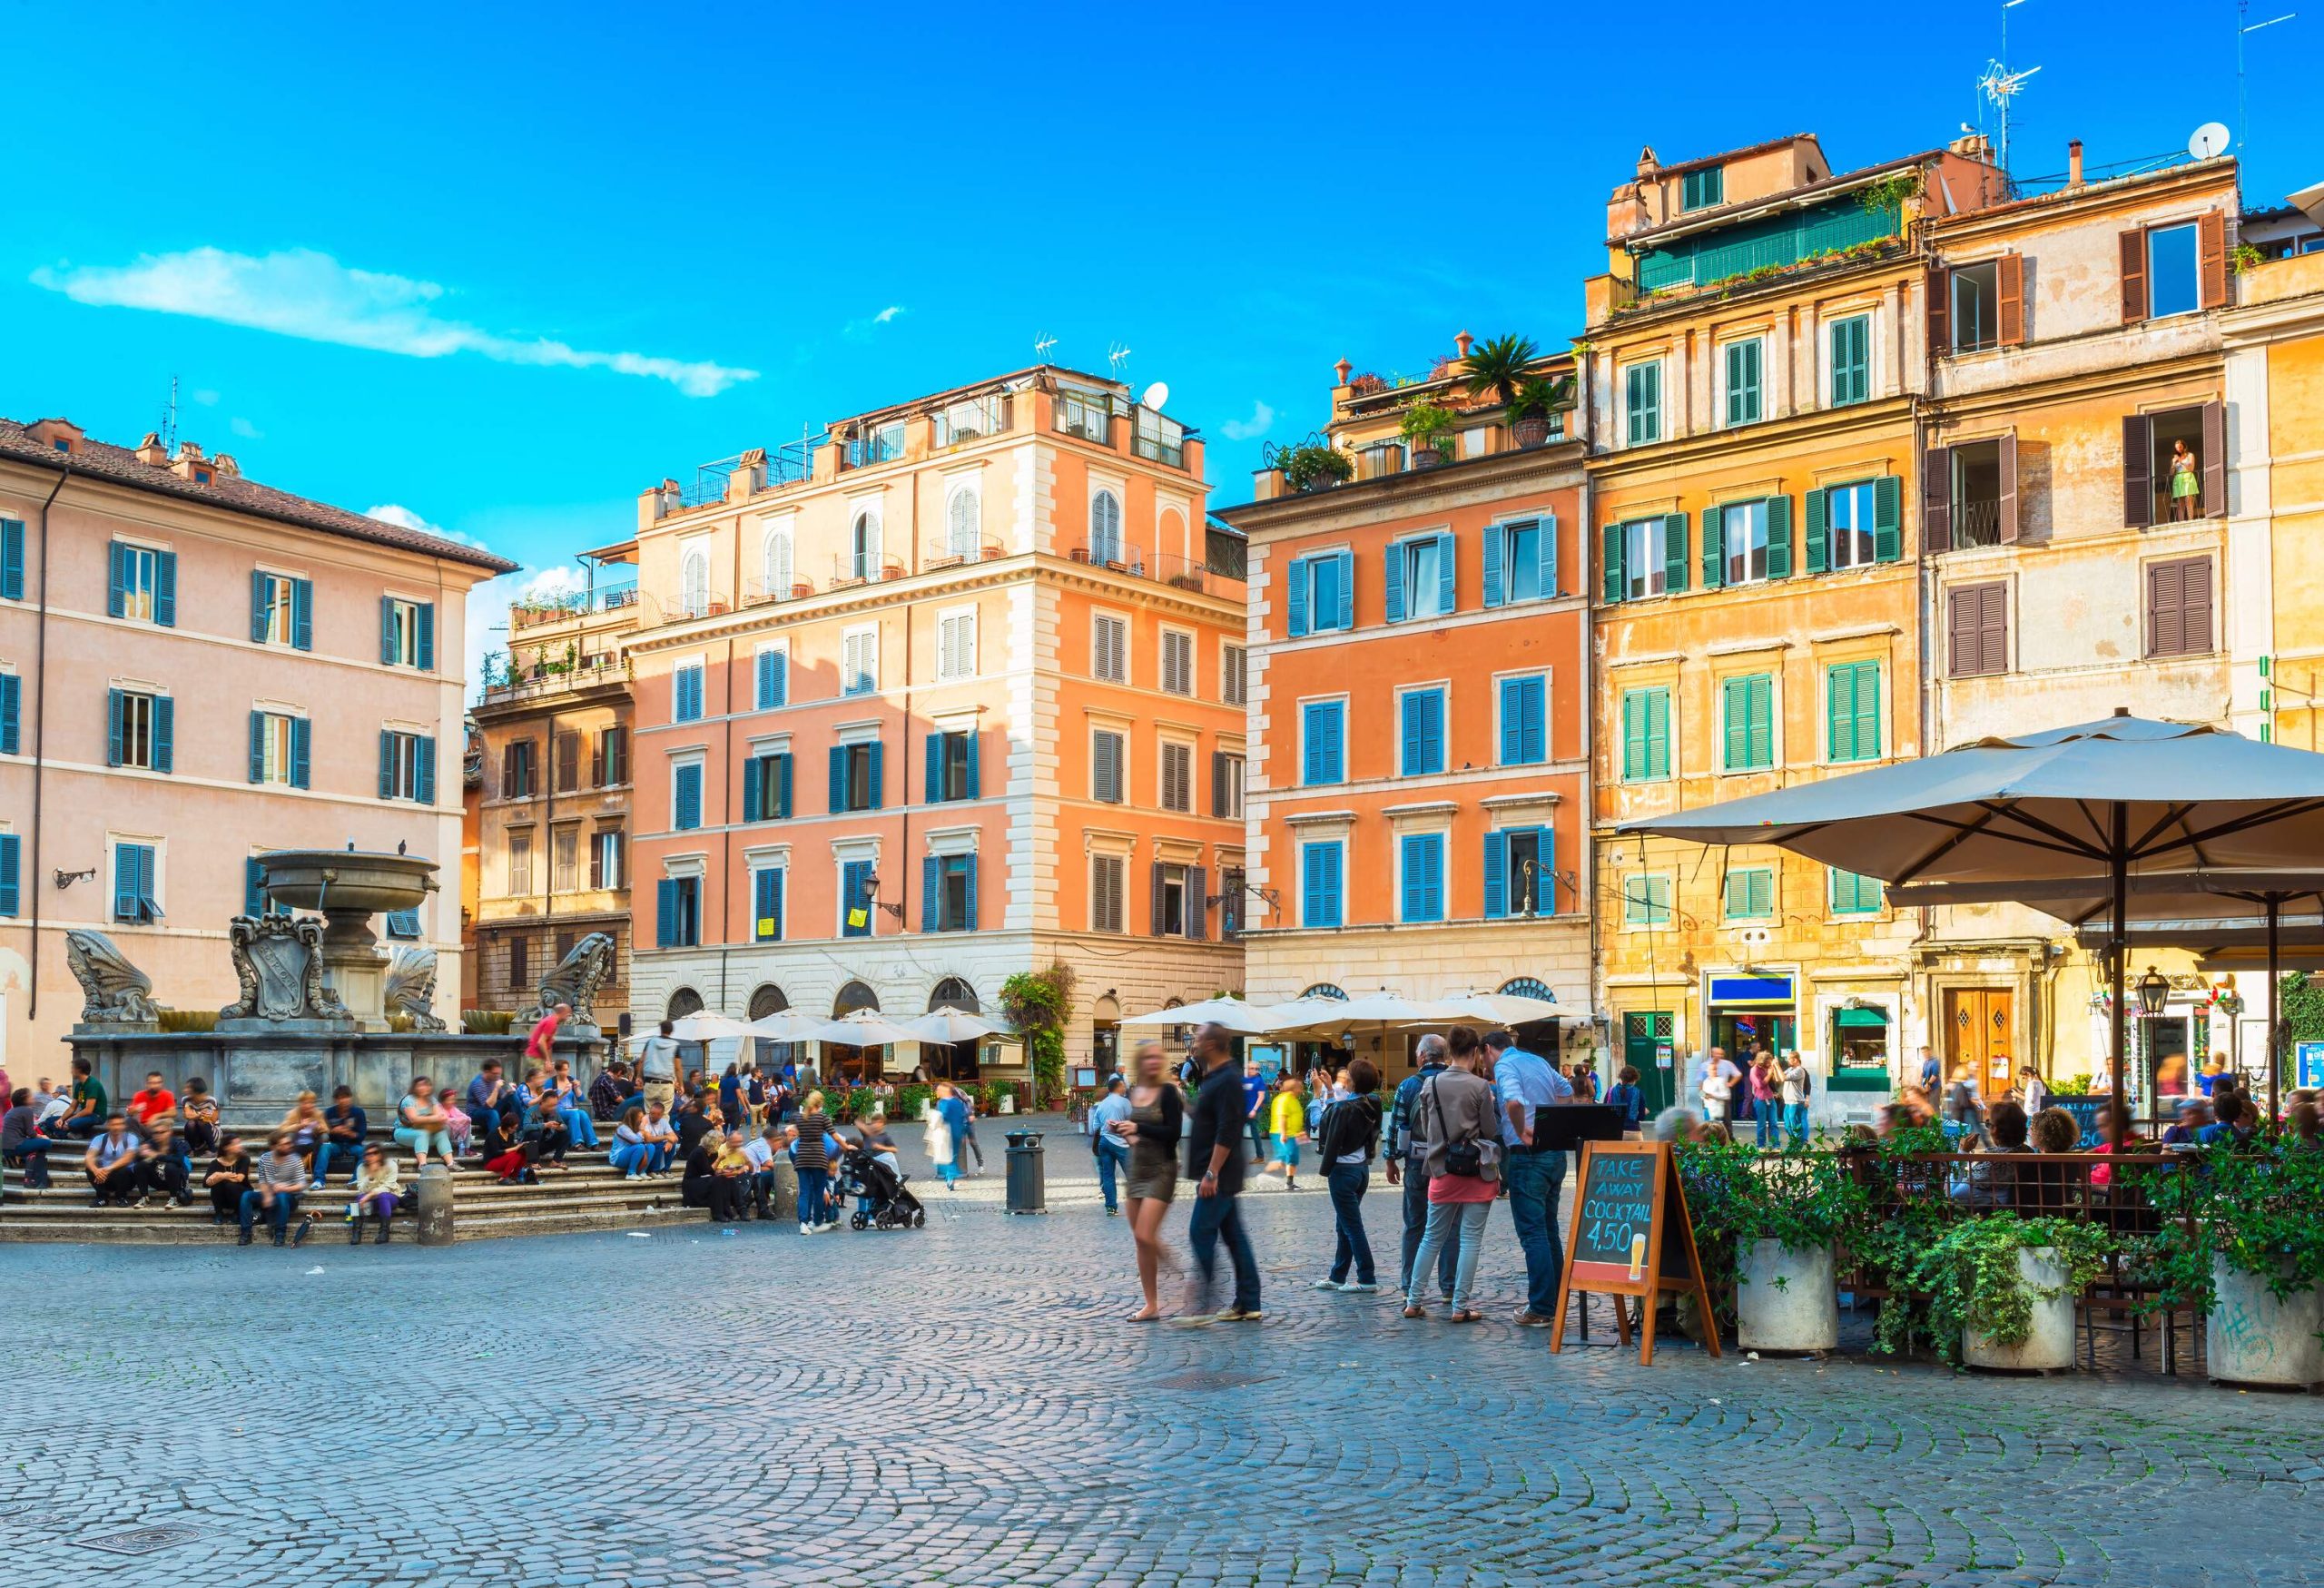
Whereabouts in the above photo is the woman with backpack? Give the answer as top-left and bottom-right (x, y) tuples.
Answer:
(1310, 1060), (1383, 1294)
(1400, 1028), (1503, 1324)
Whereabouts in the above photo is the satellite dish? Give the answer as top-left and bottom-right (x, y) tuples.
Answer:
(2190, 122), (2231, 160)
(1140, 380), (1170, 411)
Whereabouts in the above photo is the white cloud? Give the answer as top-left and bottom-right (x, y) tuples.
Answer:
(229, 416), (262, 439)
(515, 566), (587, 604)
(873, 305), (904, 324)
(192, 388), (220, 407)
(1219, 399), (1275, 441)
(366, 502), (492, 552)
(842, 303), (907, 340)
(34, 246), (758, 398)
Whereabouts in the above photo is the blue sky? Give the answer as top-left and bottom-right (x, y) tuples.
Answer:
(5, 2), (2315, 688)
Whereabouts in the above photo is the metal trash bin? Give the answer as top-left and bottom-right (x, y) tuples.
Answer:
(1004, 1129), (1047, 1215)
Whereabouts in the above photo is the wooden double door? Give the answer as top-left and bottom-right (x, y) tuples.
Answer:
(1944, 988), (2016, 1089)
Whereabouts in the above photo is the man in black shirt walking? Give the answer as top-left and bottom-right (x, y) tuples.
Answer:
(1178, 1023), (1262, 1325)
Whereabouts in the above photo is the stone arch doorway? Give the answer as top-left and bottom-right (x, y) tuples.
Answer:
(828, 981), (883, 1084)
(748, 983), (792, 1072)
(665, 987), (707, 1078)
(923, 976), (982, 1081)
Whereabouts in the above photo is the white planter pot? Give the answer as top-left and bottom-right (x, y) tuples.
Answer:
(1000, 1095), (1015, 1115)
(918, 1100), (932, 1121)
(2207, 1257), (2324, 1387)
(1737, 1239), (1839, 1352)
(1964, 1246), (2076, 1371)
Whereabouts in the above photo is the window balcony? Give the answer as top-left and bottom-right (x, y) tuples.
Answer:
(479, 646), (628, 703)
(1053, 392), (1115, 445)
(650, 590), (730, 623)
(1060, 542), (1240, 597)
(933, 394), (1012, 448)
(828, 555), (905, 590)
(1952, 499), (2004, 548)
(508, 571), (639, 631)
(922, 538), (1009, 572)
(743, 575), (817, 607)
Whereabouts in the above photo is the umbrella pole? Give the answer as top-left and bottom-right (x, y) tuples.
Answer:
(2109, 810), (2129, 1130)
(2268, 896), (2282, 1123)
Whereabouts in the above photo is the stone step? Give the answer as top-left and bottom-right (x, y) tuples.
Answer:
(0, 1201), (715, 1244)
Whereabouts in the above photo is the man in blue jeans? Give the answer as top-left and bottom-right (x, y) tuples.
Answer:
(1385, 1035), (1458, 1302)
(1179, 1024), (1261, 1325)
(1240, 1058), (1268, 1166)
(1487, 1030), (1571, 1327)
(1088, 1072), (1132, 1215)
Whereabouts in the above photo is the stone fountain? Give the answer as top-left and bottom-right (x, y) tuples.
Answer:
(251, 847), (439, 1030)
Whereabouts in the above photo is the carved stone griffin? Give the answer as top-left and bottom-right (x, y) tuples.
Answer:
(219, 914), (350, 1022)
(384, 945), (448, 1031)
(64, 929), (164, 1024)
(522, 932), (615, 1027)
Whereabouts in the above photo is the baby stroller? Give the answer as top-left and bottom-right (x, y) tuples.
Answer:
(838, 1145), (926, 1230)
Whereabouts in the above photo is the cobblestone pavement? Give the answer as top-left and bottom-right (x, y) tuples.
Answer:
(4, 1133), (2321, 1588)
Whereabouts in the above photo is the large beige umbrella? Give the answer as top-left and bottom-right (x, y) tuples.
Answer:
(1118, 996), (1275, 1033)
(666, 1012), (753, 1042)
(1268, 990), (1450, 1035)
(1434, 991), (1566, 1028)
(743, 1010), (828, 1043)
(805, 1010), (929, 1048)
(908, 1007), (1010, 1044)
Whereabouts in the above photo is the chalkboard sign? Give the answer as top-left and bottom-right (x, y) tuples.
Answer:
(1548, 1139), (1718, 1366)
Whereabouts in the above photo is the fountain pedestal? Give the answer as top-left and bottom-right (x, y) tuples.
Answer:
(252, 850), (440, 1032)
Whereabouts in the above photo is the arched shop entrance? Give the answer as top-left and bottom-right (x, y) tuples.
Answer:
(828, 981), (883, 1084)
(665, 987), (708, 1080)
(923, 977), (984, 1081)
(748, 983), (793, 1073)
(1496, 976), (1571, 1082)
(1285, 983), (1351, 1082)
(1089, 993), (1121, 1086)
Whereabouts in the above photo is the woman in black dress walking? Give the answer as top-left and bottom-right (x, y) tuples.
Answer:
(1111, 1040), (1184, 1321)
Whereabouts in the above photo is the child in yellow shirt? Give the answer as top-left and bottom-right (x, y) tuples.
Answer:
(1267, 1078), (1306, 1189)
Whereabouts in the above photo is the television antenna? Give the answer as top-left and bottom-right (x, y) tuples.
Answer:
(1107, 341), (1132, 380)
(160, 373), (180, 452)
(1032, 331), (1057, 362)
(2238, 4), (2298, 152)
(1978, 59), (2041, 178)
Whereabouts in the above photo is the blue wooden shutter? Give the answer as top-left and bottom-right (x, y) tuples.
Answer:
(416, 603), (436, 670)
(0, 832), (19, 917)
(243, 856), (265, 919)
(114, 843), (140, 922)
(1499, 679), (1519, 764)
(379, 597), (397, 664)
(743, 756), (763, 823)
(675, 764), (701, 830)
(776, 753), (793, 818)
(867, 740), (883, 808)
(925, 732), (943, 803)
(1484, 525), (1505, 607)
(1400, 834), (1423, 921)
(415, 735), (436, 805)
(961, 731), (980, 801)
(1401, 693), (1423, 774)
(248, 710), (266, 783)
(0, 672), (17, 756)
(378, 730), (394, 799)
(153, 552), (177, 626)
(655, 877), (677, 947)
(1483, 831), (1509, 918)
(108, 542), (128, 618)
(106, 688), (124, 766)
(251, 572), (271, 642)
(290, 716), (310, 788)
(291, 578), (313, 650)
(1536, 515), (1558, 597)
(1286, 557), (1309, 637)
(1874, 475), (1904, 562)
(1334, 552), (1355, 628)
(921, 855), (940, 932)
(153, 695), (174, 774)
(828, 746), (847, 812)
(1436, 533), (1456, 613)
(1383, 540), (1405, 624)
(0, 518), (24, 601)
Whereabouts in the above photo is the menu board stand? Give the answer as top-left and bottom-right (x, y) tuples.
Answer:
(1548, 1139), (1719, 1366)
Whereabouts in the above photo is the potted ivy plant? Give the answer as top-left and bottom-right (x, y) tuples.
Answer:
(1505, 373), (1576, 449)
(2149, 1140), (2324, 1387)
(1269, 439), (1354, 494)
(1680, 1139), (1863, 1352)
(1399, 401), (1455, 469)
(1879, 1216), (2108, 1371)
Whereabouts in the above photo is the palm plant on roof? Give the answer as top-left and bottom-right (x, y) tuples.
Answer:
(1461, 334), (1540, 409)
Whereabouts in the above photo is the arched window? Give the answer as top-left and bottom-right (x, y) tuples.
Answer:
(747, 983), (789, 1020)
(947, 483), (980, 558)
(1300, 982), (1349, 1001)
(666, 986), (704, 1019)
(851, 508), (881, 581)
(833, 980), (881, 1016)
(680, 550), (709, 618)
(763, 523), (793, 601)
(1090, 488), (1123, 566)
(929, 976), (979, 1013)
(1497, 977), (1555, 1001)
(1159, 508), (1187, 566)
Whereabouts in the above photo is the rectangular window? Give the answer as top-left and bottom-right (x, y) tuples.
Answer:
(1622, 873), (1672, 928)
(1396, 535), (1452, 620)
(113, 841), (160, 924)
(110, 541), (173, 626)
(510, 936), (530, 988)
(752, 866), (785, 942)
(552, 827), (578, 893)
(1723, 339), (1763, 427)
(1828, 315), (1871, 407)
(1824, 480), (1879, 569)
(937, 610), (977, 681)
(501, 738), (536, 798)
(1090, 854), (1127, 933)
(1946, 582), (2009, 677)
(1826, 661), (1882, 763)
(929, 730), (978, 804)
(928, 853), (978, 932)
(1160, 629), (1195, 695)
(1399, 833), (1445, 924)
(1721, 499), (1770, 586)
(379, 597), (432, 669)
(833, 742), (882, 812)
(378, 730), (432, 804)
(1484, 826), (1549, 919)
(673, 662), (704, 724)
(743, 748), (790, 823)
(1829, 867), (1883, 916)
(2147, 223), (2201, 319)
(1497, 675), (1547, 766)
(1159, 741), (1193, 812)
(1492, 518), (1549, 606)
(1624, 361), (1662, 446)
(1723, 866), (1775, 920)
(1400, 687), (1446, 777)
(108, 688), (170, 772)
(671, 763), (704, 831)
(1218, 865), (1246, 938)
(1287, 551), (1353, 636)
(249, 711), (308, 787)
(594, 726), (629, 787)
(1212, 751), (1246, 819)
(1091, 613), (1128, 682)
(656, 876), (701, 948)
(590, 829), (623, 891)
(1720, 674), (1775, 771)
(1951, 261), (1999, 351)
(554, 731), (579, 794)
(841, 860), (875, 937)
(2145, 556), (2215, 658)
(1090, 729), (1126, 804)
(251, 572), (310, 649)
(1681, 164), (1723, 211)
(754, 646), (789, 709)
(1153, 863), (1188, 937)
(1620, 687), (1672, 782)
(1221, 644), (1248, 706)
(1301, 700), (1345, 786)
(1300, 840), (1344, 929)
(842, 627), (879, 695)
(1621, 517), (1670, 601)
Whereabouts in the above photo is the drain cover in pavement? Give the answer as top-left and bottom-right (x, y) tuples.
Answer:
(84, 1524), (204, 1556)
(1153, 1369), (1273, 1391)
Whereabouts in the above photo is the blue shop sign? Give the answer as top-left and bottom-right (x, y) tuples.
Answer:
(1709, 974), (1796, 1007)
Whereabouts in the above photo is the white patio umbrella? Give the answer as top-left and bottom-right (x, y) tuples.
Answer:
(1267, 990), (1452, 1035)
(1434, 991), (1567, 1028)
(909, 1007), (1010, 1044)
(1246, 993), (1357, 1033)
(1620, 711), (2324, 1122)
(666, 1012), (753, 1042)
(804, 1010), (929, 1048)
(1118, 996), (1275, 1034)
(743, 1009), (827, 1043)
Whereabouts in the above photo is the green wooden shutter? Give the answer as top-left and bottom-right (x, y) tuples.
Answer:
(0, 672), (18, 756)
(415, 735), (436, 805)
(1601, 521), (1624, 603)
(777, 753), (793, 817)
(1722, 677), (1747, 769)
(1764, 495), (1792, 579)
(1750, 676), (1773, 766)
(379, 730), (395, 799)
(1873, 475), (1903, 562)
(416, 603), (436, 671)
(1852, 663), (1881, 760)
(1662, 514), (1689, 594)
(1648, 690), (1669, 778)
(1803, 488), (1828, 575)
(1700, 507), (1725, 590)
(108, 542), (128, 619)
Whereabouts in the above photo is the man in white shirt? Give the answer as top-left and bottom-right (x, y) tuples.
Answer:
(741, 1123), (783, 1220)
(1698, 1046), (1738, 1123)
(1487, 1031), (1572, 1327)
(1088, 1074), (1133, 1216)
(636, 1021), (680, 1111)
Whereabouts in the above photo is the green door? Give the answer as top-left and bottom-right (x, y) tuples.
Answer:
(1624, 1011), (1677, 1114)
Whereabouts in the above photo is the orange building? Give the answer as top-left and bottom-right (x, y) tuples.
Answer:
(1219, 339), (1593, 1080)
(625, 367), (1246, 1080)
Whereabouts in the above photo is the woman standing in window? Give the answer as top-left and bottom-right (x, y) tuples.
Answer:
(2170, 439), (2199, 521)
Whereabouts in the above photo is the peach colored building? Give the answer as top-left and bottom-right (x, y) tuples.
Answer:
(625, 367), (1246, 1080)
(1218, 340), (1594, 1084)
(0, 417), (512, 1070)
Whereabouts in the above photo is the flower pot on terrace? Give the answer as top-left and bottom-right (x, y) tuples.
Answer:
(2207, 1257), (2324, 1387)
(1963, 1246), (2076, 1371)
(1512, 417), (1552, 449)
(1412, 447), (1448, 470)
(1737, 1239), (1838, 1352)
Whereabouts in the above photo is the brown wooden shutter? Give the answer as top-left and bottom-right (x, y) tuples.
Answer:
(1979, 582), (2009, 676)
(1150, 862), (1167, 936)
(2199, 211), (2229, 309)
(1926, 267), (1951, 355)
(2201, 399), (2228, 517)
(1946, 587), (1976, 676)
(1923, 446), (1953, 549)
(589, 735), (606, 787)
(2120, 230), (2149, 323)
(2146, 559), (2182, 658)
(1996, 252), (2025, 346)
(1997, 431), (2020, 543)
(2183, 556), (2214, 654)
(2122, 413), (2154, 528)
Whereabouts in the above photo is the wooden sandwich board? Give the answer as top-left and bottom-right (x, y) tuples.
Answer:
(1548, 1139), (1719, 1366)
